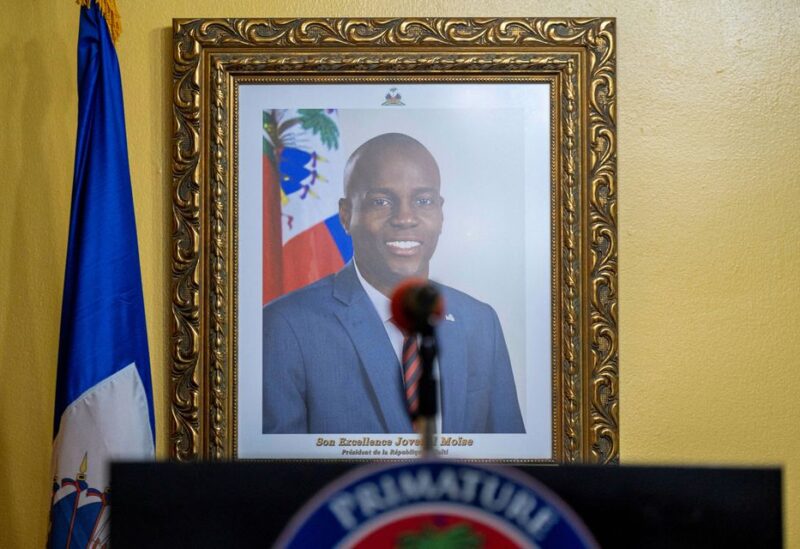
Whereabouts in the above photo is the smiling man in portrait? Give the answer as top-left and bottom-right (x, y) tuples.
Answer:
(262, 132), (524, 434)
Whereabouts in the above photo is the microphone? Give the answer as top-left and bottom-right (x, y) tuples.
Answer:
(391, 279), (442, 452)
(390, 278), (444, 334)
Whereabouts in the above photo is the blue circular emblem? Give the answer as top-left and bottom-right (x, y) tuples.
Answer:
(278, 460), (598, 548)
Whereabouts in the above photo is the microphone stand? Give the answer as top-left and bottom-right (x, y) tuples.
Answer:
(415, 324), (438, 456)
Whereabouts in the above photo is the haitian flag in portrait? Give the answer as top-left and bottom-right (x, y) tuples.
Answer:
(262, 109), (353, 305)
(49, 1), (155, 547)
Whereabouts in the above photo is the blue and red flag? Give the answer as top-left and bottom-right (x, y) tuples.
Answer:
(262, 109), (353, 304)
(49, 1), (154, 546)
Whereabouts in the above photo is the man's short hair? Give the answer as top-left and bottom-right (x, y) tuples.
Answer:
(343, 133), (440, 196)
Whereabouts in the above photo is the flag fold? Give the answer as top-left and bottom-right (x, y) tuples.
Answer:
(49, 2), (154, 546)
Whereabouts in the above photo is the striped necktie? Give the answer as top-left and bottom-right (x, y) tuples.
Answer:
(401, 333), (421, 416)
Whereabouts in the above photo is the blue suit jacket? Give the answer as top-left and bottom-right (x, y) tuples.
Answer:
(262, 262), (525, 434)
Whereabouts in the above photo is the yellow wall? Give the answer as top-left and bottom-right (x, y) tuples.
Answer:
(1, 0), (798, 546)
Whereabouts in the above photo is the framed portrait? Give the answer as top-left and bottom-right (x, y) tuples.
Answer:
(171, 18), (618, 464)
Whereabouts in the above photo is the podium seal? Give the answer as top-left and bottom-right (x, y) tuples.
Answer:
(278, 460), (598, 548)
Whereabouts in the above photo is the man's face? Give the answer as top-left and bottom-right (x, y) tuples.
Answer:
(340, 150), (444, 296)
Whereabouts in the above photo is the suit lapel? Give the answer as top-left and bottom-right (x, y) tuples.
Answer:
(333, 263), (412, 433)
(437, 294), (467, 433)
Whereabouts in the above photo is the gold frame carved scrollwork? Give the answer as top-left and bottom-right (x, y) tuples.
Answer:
(171, 18), (617, 464)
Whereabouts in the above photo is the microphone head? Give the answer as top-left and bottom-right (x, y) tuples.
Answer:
(390, 278), (444, 334)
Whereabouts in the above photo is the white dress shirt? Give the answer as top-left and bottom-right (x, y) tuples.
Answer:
(353, 261), (442, 434)
(353, 262), (405, 363)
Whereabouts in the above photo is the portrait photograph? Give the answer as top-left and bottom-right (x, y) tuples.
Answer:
(236, 83), (554, 460)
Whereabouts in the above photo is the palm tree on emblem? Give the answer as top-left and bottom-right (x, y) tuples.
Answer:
(263, 109), (339, 209)
(397, 523), (485, 549)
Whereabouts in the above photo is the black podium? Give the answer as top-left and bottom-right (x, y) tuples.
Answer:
(111, 462), (781, 548)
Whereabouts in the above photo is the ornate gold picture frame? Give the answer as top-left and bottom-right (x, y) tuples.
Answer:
(171, 18), (617, 464)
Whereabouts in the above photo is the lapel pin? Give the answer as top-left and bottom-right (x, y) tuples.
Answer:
(445, 313), (455, 322)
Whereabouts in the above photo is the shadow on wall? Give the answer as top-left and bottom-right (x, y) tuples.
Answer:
(157, 24), (173, 458)
(0, 22), (72, 549)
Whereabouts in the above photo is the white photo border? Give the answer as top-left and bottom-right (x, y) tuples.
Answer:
(237, 83), (553, 460)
